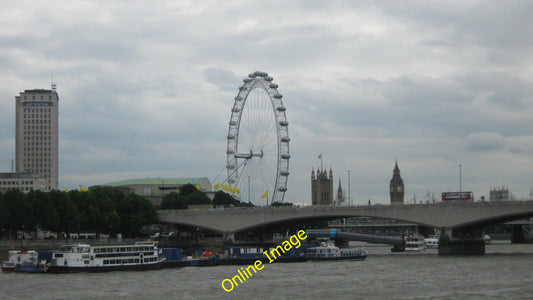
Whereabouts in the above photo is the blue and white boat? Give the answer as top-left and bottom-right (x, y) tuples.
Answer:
(2, 250), (48, 273)
(305, 241), (367, 261)
(47, 241), (165, 273)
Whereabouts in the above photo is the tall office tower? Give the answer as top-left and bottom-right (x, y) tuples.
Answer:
(15, 84), (59, 191)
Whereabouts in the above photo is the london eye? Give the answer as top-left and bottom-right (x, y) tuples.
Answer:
(226, 71), (290, 205)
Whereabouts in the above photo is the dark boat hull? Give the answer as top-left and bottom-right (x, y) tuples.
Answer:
(15, 263), (48, 273)
(306, 255), (367, 261)
(47, 262), (162, 273)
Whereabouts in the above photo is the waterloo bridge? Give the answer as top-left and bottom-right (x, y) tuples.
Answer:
(158, 200), (533, 255)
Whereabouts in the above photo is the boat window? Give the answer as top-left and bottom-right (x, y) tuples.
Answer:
(104, 260), (109, 265)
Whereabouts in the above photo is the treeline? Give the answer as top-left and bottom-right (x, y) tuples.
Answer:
(160, 184), (255, 209)
(0, 187), (158, 238)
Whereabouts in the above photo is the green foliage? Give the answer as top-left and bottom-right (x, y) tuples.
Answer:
(116, 194), (158, 237)
(213, 191), (237, 206)
(3, 189), (33, 231)
(160, 192), (186, 209)
(0, 187), (153, 238)
(50, 190), (80, 234)
(213, 191), (254, 207)
(0, 192), (10, 230)
(27, 190), (58, 232)
(160, 184), (213, 209)
(179, 184), (198, 195)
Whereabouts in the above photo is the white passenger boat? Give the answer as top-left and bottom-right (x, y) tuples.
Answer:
(1, 250), (48, 273)
(47, 241), (165, 273)
(405, 235), (426, 251)
(424, 237), (439, 249)
(484, 235), (491, 244)
(305, 241), (367, 261)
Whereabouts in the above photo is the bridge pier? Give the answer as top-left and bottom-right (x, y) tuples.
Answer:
(438, 227), (485, 255)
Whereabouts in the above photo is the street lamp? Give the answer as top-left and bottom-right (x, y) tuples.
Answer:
(458, 163), (462, 201)
(347, 170), (351, 206)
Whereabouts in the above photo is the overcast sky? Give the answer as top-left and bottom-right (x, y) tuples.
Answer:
(1, 0), (533, 205)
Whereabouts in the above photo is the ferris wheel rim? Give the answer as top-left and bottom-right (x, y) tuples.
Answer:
(225, 71), (290, 205)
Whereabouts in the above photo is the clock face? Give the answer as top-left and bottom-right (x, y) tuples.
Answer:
(398, 186), (403, 192)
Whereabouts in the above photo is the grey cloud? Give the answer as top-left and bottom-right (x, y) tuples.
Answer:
(202, 67), (241, 91)
(467, 132), (505, 151)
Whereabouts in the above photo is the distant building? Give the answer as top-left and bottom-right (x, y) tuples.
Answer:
(311, 167), (333, 205)
(92, 177), (213, 207)
(390, 160), (404, 204)
(0, 172), (46, 193)
(335, 178), (345, 205)
(490, 186), (511, 201)
(15, 86), (59, 191)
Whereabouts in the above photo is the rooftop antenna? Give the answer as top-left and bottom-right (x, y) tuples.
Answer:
(11, 159), (14, 173)
(51, 75), (57, 92)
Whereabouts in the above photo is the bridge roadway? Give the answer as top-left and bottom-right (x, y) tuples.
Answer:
(158, 201), (533, 255)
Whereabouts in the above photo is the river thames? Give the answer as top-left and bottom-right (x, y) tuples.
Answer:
(1, 241), (533, 299)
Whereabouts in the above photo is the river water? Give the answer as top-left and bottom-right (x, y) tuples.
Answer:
(2, 241), (533, 299)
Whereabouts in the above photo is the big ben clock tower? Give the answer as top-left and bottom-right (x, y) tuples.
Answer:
(390, 160), (404, 204)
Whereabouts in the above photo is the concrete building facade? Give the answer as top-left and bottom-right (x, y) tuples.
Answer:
(93, 177), (213, 207)
(0, 172), (46, 193)
(15, 86), (59, 191)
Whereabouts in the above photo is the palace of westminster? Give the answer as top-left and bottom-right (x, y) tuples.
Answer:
(311, 160), (405, 206)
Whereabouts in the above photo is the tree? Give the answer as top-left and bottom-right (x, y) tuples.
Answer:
(49, 190), (80, 235)
(90, 187), (125, 207)
(179, 184), (198, 196)
(96, 196), (120, 233)
(213, 191), (239, 206)
(68, 190), (102, 231)
(27, 190), (58, 232)
(3, 189), (33, 235)
(160, 192), (186, 209)
(179, 184), (212, 206)
(116, 194), (158, 237)
(0, 192), (10, 231)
